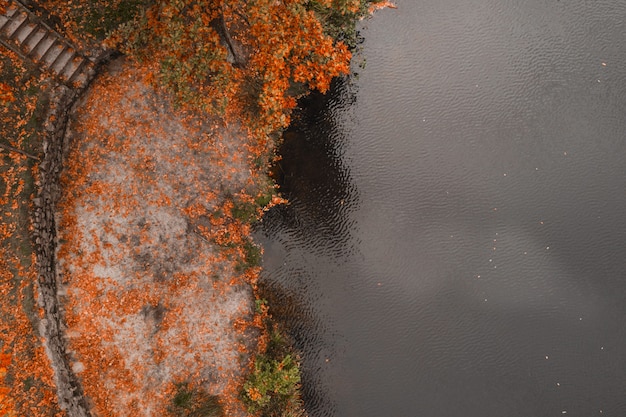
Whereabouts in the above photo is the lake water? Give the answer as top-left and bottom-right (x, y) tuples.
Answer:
(257, 1), (626, 416)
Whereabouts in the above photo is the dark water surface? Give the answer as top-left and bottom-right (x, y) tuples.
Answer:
(257, 1), (626, 416)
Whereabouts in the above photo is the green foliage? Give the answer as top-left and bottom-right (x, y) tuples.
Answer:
(172, 386), (193, 409)
(236, 239), (262, 272)
(231, 177), (275, 224)
(242, 354), (301, 413)
(243, 240), (262, 267)
(231, 200), (258, 224)
(77, 0), (150, 40)
(111, 0), (234, 115)
(111, 10), (151, 59)
(307, 0), (374, 50)
(254, 177), (276, 208)
(242, 326), (307, 417)
(168, 383), (224, 417)
(265, 328), (291, 361)
(156, 18), (231, 114)
(255, 298), (268, 314)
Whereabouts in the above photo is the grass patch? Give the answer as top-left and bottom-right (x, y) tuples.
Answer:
(168, 383), (224, 417)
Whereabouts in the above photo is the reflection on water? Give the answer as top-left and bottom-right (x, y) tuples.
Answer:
(265, 80), (360, 259)
(257, 79), (360, 416)
(259, 0), (626, 416)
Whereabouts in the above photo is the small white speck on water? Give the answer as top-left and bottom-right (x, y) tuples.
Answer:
(563, 151), (568, 156)
(477, 275), (481, 278)
(546, 246), (550, 250)
(597, 79), (601, 82)
(503, 173), (507, 176)
(423, 118), (426, 122)
(562, 411), (567, 414)
(579, 317), (583, 321)
(535, 167), (539, 171)
(545, 355), (549, 359)
(556, 382), (560, 386)
(489, 259), (493, 262)
(484, 299), (488, 302)
(523, 251), (527, 255)
(601, 346), (604, 350)
(602, 62), (607, 66)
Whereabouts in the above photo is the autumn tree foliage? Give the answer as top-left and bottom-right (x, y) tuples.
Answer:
(109, 0), (374, 133)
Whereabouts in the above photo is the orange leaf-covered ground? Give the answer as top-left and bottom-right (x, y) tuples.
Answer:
(0, 47), (65, 417)
(56, 57), (272, 417)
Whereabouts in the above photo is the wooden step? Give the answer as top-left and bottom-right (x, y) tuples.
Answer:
(60, 55), (84, 81)
(18, 21), (39, 45)
(3, 11), (28, 38)
(4, 4), (19, 17)
(71, 68), (89, 86)
(12, 20), (36, 43)
(23, 26), (46, 52)
(0, 16), (10, 32)
(50, 47), (73, 74)
(40, 42), (64, 67)
(29, 34), (55, 61)
(0, 5), (19, 32)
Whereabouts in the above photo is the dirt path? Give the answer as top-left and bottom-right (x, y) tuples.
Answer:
(56, 57), (264, 417)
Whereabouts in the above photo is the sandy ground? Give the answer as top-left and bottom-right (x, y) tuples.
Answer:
(56, 57), (264, 417)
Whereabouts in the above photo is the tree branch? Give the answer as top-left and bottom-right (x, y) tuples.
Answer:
(0, 142), (41, 161)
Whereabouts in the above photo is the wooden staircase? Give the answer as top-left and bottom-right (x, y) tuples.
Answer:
(0, 0), (94, 87)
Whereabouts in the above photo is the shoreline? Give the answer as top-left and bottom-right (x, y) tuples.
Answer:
(0, 1), (391, 414)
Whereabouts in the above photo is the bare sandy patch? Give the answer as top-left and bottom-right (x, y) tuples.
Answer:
(57, 57), (265, 417)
